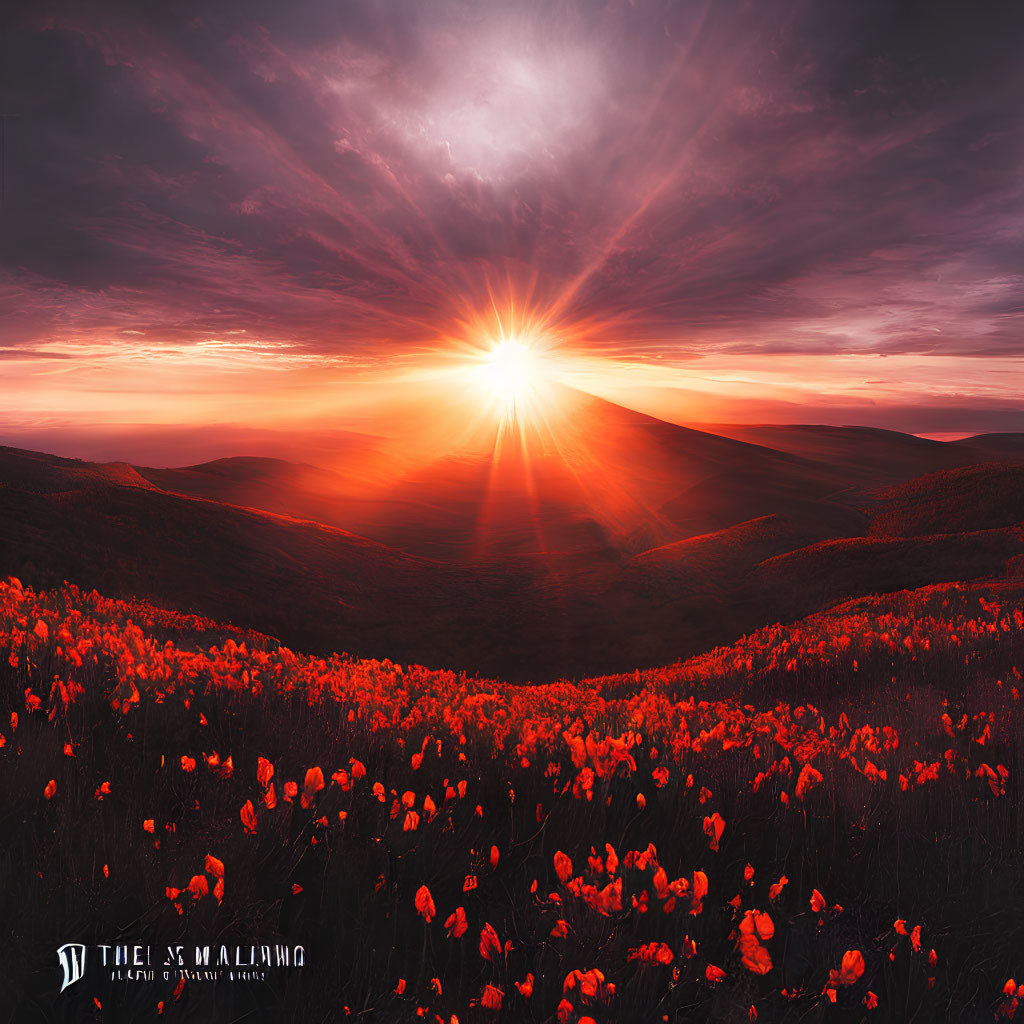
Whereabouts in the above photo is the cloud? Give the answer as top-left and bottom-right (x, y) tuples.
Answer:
(1, 0), (1022, 429)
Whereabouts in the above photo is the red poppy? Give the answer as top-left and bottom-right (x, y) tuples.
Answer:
(830, 949), (865, 986)
(480, 984), (503, 1011)
(479, 923), (501, 961)
(444, 906), (467, 938)
(301, 767), (325, 809)
(703, 812), (725, 851)
(236, 799), (257, 834)
(414, 885), (435, 923)
(186, 875), (208, 900)
(795, 763), (823, 800)
(553, 850), (573, 884)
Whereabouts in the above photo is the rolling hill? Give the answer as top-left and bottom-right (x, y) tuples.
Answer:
(701, 423), (1018, 483)
(868, 462), (1024, 537)
(135, 388), (855, 561)
(3, 398), (1024, 681)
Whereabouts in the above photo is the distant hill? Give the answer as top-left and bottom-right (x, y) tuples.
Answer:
(139, 389), (857, 561)
(0, 447), (159, 493)
(750, 528), (1024, 621)
(630, 513), (853, 582)
(953, 433), (1024, 458)
(700, 423), (1015, 484)
(868, 463), (1024, 537)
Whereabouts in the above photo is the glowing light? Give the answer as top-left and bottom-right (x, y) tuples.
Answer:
(419, 290), (577, 454)
(477, 339), (545, 414)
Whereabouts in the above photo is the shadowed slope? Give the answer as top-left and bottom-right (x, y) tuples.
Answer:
(702, 423), (1004, 484)
(869, 463), (1024, 538)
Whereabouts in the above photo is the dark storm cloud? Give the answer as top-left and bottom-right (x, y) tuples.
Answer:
(1, 0), (1022, 363)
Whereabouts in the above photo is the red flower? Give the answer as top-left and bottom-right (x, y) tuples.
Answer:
(240, 800), (257, 834)
(739, 935), (773, 975)
(554, 850), (573, 883)
(444, 906), (467, 938)
(186, 875), (208, 900)
(702, 812), (725, 851)
(830, 949), (865, 986)
(479, 923), (501, 961)
(795, 763), (823, 800)
(301, 767), (325, 809)
(414, 885), (435, 923)
(480, 984), (503, 1011)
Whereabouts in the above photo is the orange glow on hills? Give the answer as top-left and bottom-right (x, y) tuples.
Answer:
(6, 282), (1021, 569)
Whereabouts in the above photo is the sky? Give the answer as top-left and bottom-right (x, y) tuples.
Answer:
(2, 0), (1024, 459)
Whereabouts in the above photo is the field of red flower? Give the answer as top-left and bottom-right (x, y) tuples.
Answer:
(2, 575), (1023, 1023)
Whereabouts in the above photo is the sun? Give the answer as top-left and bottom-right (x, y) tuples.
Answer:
(464, 336), (560, 428)
(432, 312), (568, 441)
(477, 339), (544, 410)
